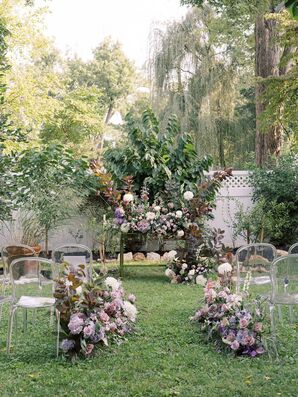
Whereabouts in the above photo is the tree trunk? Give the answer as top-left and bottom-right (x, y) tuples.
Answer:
(255, 14), (283, 167)
(104, 103), (114, 124)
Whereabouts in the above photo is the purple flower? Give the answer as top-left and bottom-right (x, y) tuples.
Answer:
(137, 220), (150, 233)
(60, 339), (75, 352)
(68, 313), (86, 335)
(230, 340), (240, 350)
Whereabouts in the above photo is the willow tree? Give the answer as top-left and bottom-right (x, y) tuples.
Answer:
(182, 0), (298, 165)
(149, 6), (255, 167)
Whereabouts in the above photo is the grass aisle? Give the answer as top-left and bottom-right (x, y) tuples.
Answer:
(0, 265), (297, 397)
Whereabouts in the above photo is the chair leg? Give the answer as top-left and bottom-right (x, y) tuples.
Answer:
(277, 304), (282, 321)
(23, 308), (28, 332)
(56, 309), (60, 358)
(7, 306), (17, 355)
(269, 302), (279, 359)
(289, 305), (294, 323)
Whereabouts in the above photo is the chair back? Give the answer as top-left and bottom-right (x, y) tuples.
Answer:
(10, 257), (54, 302)
(236, 243), (277, 293)
(1, 244), (38, 280)
(52, 244), (93, 281)
(271, 254), (298, 302)
(289, 242), (298, 255)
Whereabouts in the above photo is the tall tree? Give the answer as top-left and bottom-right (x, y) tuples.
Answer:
(181, 0), (297, 165)
(67, 37), (136, 125)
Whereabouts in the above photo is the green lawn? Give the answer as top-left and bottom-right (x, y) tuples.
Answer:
(0, 265), (297, 397)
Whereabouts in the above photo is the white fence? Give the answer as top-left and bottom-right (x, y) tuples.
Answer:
(207, 170), (253, 247)
(0, 171), (253, 251)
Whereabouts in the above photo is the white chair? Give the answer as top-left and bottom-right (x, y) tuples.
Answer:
(52, 244), (93, 281)
(288, 242), (298, 254)
(269, 254), (298, 334)
(236, 243), (277, 294)
(6, 257), (60, 357)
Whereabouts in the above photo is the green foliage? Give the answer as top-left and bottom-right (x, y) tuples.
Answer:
(249, 154), (298, 246)
(150, 6), (256, 167)
(104, 109), (213, 197)
(67, 37), (135, 124)
(14, 144), (97, 250)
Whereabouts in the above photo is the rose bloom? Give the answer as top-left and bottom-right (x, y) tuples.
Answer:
(154, 206), (161, 212)
(85, 343), (94, 355)
(183, 191), (194, 201)
(243, 335), (255, 346)
(123, 193), (134, 203)
(230, 340), (240, 350)
(177, 230), (184, 237)
(254, 322), (263, 333)
(146, 212), (156, 221)
(128, 293), (136, 303)
(99, 311), (110, 323)
(175, 210), (183, 218)
(239, 318), (249, 328)
(83, 323), (95, 338)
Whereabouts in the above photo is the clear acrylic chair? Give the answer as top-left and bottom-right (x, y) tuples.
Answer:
(52, 244), (93, 281)
(6, 257), (60, 357)
(288, 243), (298, 254)
(269, 254), (298, 335)
(1, 245), (38, 295)
(236, 243), (277, 294)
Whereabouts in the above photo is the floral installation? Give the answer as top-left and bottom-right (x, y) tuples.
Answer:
(190, 280), (266, 357)
(165, 228), (232, 284)
(54, 264), (137, 360)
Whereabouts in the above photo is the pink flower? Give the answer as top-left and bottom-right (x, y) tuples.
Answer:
(83, 323), (95, 338)
(239, 318), (249, 328)
(128, 294), (136, 303)
(243, 335), (255, 346)
(99, 311), (110, 323)
(85, 343), (94, 355)
(230, 340), (240, 350)
(254, 322), (263, 333)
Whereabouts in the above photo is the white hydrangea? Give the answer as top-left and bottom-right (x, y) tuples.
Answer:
(123, 193), (134, 203)
(105, 276), (121, 291)
(165, 268), (175, 279)
(175, 210), (183, 218)
(218, 262), (233, 275)
(177, 230), (184, 237)
(146, 211), (156, 221)
(196, 275), (207, 286)
(183, 191), (194, 201)
(123, 300), (137, 322)
(120, 222), (131, 233)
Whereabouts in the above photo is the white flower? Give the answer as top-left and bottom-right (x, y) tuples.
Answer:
(105, 276), (121, 291)
(188, 269), (195, 277)
(123, 300), (137, 322)
(165, 268), (175, 279)
(154, 205), (161, 212)
(196, 275), (207, 286)
(120, 222), (130, 233)
(177, 230), (184, 237)
(183, 191), (194, 201)
(75, 286), (83, 295)
(146, 211), (156, 221)
(175, 210), (183, 218)
(182, 263), (188, 270)
(218, 262), (233, 275)
(123, 193), (134, 203)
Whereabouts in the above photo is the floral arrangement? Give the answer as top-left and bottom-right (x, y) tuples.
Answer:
(165, 228), (232, 284)
(190, 280), (266, 357)
(54, 265), (137, 360)
(114, 186), (194, 238)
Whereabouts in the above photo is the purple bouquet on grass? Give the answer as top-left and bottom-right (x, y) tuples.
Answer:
(191, 280), (266, 357)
